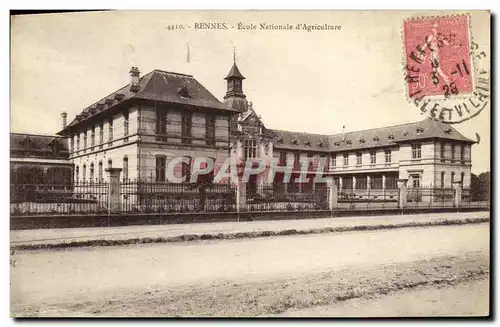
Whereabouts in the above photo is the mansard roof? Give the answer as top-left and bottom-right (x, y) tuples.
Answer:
(328, 118), (475, 152)
(60, 69), (238, 134)
(10, 133), (69, 159)
(269, 129), (330, 152)
(270, 118), (474, 152)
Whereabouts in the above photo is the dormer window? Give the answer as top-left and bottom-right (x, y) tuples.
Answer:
(373, 136), (379, 142)
(304, 140), (311, 147)
(291, 138), (299, 146)
(177, 85), (190, 98)
(317, 141), (324, 147)
(334, 141), (340, 147)
(416, 127), (424, 134)
(444, 128), (452, 134)
(359, 138), (365, 144)
(346, 140), (352, 146)
(388, 134), (395, 140)
(277, 137), (284, 144)
(403, 131), (409, 136)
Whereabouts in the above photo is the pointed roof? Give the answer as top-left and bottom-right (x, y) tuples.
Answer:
(224, 63), (245, 80)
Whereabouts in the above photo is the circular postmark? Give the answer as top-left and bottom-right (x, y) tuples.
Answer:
(402, 14), (490, 124)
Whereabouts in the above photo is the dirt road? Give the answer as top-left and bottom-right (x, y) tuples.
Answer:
(10, 223), (489, 317)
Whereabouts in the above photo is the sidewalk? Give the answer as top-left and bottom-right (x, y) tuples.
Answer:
(11, 211), (489, 248)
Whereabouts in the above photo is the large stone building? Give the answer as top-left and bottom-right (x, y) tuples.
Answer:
(57, 60), (475, 194)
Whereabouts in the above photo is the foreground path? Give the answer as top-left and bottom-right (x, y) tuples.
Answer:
(11, 211), (489, 246)
(11, 223), (489, 316)
(269, 278), (489, 317)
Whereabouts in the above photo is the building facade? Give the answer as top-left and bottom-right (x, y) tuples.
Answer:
(58, 67), (239, 184)
(57, 61), (475, 195)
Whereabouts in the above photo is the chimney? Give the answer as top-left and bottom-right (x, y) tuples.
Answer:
(61, 112), (68, 129)
(129, 66), (141, 92)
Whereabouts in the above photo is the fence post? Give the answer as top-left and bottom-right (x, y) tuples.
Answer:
(236, 178), (246, 221)
(452, 181), (463, 208)
(105, 168), (122, 213)
(396, 179), (408, 210)
(326, 176), (337, 216)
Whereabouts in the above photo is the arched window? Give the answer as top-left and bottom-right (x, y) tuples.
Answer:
(108, 159), (112, 169)
(82, 164), (87, 181)
(89, 163), (95, 181)
(123, 156), (129, 181)
(98, 161), (103, 181)
(75, 165), (80, 181)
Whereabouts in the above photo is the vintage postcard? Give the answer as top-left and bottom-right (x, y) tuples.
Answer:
(10, 10), (491, 318)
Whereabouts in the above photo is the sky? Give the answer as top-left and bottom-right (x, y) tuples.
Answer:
(10, 10), (491, 173)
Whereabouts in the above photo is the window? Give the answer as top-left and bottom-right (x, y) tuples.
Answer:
(278, 151), (287, 166)
(293, 153), (300, 169)
(244, 139), (258, 161)
(76, 135), (80, 151)
(83, 131), (87, 149)
(356, 152), (362, 166)
(99, 123), (104, 145)
(441, 171), (445, 188)
(440, 142), (445, 161)
(370, 151), (376, 165)
(181, 112), (192, 144)
(108, 159), (112, 169)
(411, 144), (421, 159)
(90, 126), (95, 147)
(372, 176), (383, 189)
(451, 144), (457, 162)
(181, 159), (191, 183)
(156, 109), (167, 142)
(451, 172), (455, 185)
(123, 110), (129, 137)
(98, 162), (103, 181)
(75, 165), (79, 180)
(343, 154), (349, 166)
(206, 114), (216, 146)
(89, 163), (94, 181)
(82, 164), (87, 180)
(155, 156), (166, 182)
(460, 145), (465, 163)
(332, 155), (337, 167)
(108, 119), (113, 142)
(384, 149), (392, 163)
(410, 173), (421, 188)
(461, 172), (465, 183)
(123, 157), (128, 181)
(70, 137), (74, 153)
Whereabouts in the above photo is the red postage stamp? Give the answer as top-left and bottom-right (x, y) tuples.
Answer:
(403, 15), (473, 100)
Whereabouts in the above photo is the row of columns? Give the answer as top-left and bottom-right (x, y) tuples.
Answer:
(338, 174), (388, 192)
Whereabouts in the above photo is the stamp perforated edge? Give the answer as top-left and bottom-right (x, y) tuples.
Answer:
(400, 12), (478, 103)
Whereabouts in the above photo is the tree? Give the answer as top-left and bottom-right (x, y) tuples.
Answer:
(470, 171), (490, 201)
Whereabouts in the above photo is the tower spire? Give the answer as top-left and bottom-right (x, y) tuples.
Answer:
(233, 47), (236, 64)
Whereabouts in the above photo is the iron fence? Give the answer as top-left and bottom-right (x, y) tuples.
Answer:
(246, 183), (329, 212)
(120, 179), (237, 213)
(405, 186), (455, 209)
(10, 179), (109, 216)
(335, 187), (400, 210)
